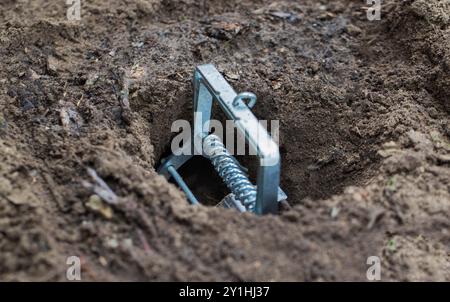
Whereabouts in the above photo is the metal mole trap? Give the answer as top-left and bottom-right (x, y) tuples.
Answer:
(158, 64), (287, 215)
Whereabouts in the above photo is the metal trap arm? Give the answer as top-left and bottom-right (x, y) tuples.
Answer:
(193, 64), (281, 215)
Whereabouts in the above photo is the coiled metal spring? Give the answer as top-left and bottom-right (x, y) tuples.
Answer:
(203, 134), (256, 212)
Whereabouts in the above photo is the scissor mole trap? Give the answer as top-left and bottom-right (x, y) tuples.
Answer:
(158, 64), (287, 215)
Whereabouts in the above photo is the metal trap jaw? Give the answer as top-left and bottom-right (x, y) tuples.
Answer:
(158, 64), (287, 215)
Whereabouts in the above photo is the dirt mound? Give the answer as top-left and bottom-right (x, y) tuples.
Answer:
(0, 0), (449, 281)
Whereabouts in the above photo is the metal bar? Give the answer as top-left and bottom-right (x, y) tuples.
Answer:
(167, 165), (200, 205)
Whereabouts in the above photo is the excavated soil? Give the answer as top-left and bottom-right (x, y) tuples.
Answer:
(0, 0), (449, 281)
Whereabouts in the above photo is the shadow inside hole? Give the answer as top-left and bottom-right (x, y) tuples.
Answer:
(157, 137), (262, 208)
(172, 155), (229, 206)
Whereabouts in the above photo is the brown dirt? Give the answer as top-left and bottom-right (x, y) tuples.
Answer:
(0, 0), (449, 281)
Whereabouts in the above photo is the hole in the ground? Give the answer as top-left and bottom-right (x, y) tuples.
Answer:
(156, 126), (379, 209)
